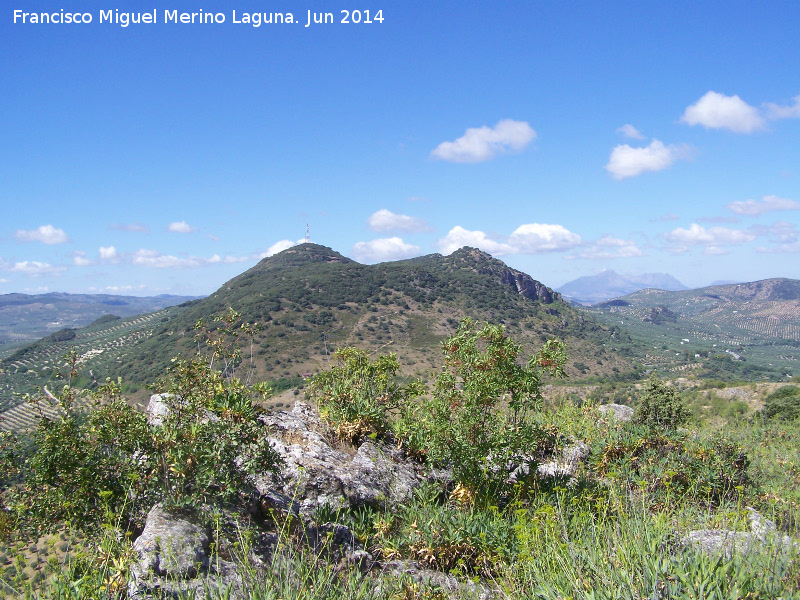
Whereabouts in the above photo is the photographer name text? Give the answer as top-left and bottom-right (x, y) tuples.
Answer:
(12, 8), (384, 27)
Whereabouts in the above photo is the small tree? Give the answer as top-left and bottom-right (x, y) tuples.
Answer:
(415, 319), (567, 496)
(634, 377), (689, 431)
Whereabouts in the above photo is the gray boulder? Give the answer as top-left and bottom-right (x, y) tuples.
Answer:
(128, 504), (242, 599)
(252, 401), (426, 515)
(681, 508), (797, 558)
(598, 403), (634, 422)
(379, 560), (497, 599)
(536, 440), (590, 481)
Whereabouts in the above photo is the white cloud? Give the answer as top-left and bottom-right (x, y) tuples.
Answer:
(208, 254), (250, 264)
(131, 249), (206, 269)
(73, 251), (91, 266)
(725, 195), (800, 216)
(664, 223), (756, 252)
(99, 246), (119, 261)
(765, 94), (800, 120)
(680, 91), (766, 133)
(616, 124), (645, 140)
(507, 223), (582, 253)
(7, 261), (65, 277)
(352, 237), (421, 263)
(168, 221), (195, 233)
(260, 240), (297, 258)
(605, 139), (692, 180)
(367, 209), (431, 233)
(438, 223), (581, 256)
(431, 119), (536, 163)
(15, 224), (69, 245)
(759, 240), (800, 254)
(438, 226), (515, 256)
(568, 235), (644, 259)
(110, 222), (149, 233)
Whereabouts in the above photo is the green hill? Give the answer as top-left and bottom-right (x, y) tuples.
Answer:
(0, 244), (638, 426)
(585, 278), (800, 381)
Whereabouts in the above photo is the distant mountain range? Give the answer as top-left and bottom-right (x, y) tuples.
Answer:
(0, 292), (200, 351)
(557, 270), (688, 305)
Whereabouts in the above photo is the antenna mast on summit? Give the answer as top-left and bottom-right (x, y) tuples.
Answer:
(305, 224), (310, 243)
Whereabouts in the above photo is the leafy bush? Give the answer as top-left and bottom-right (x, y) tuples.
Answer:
(404, 319), (567, 496)
(309, 347), (425, 443)
(634, 377), (689, 431)
(762, 385), (800, 421)
(595, 425), (753, 505)
(2, 312), (282, 535)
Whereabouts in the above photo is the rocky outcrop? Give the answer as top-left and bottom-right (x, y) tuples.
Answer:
(499, 269), (561, 304)
(536, 440), (590, 481)
(598, 403), (634, 422)
(252, 402), (426, 515)
(681, 508), (797, 559)
(128, 504), (242, 599)
(379, 561), (497, 599)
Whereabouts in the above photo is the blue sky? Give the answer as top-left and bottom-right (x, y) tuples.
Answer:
(2, 0), (799, 295)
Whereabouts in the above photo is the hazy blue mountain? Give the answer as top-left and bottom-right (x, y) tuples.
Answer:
(557, 270), (688, 305)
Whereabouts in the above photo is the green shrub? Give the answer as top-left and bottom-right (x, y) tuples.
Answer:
(634, 377), (690, 431)
(762, 385), (800, 421)
(3, 311), (282, 535)
(404, 319), (567, 496)
(309, 347), (425, 443)
(595, 425), (753, 505)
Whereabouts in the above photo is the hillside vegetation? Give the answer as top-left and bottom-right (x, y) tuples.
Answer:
(0, 293), (198, 354)
(0, 245), (637, 426)
(586, 278), (800, 381)
(0, 317), (799, 599)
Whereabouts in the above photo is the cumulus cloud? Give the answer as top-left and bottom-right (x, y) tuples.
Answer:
(367, 209), (432, 234)
(438, 223), (582, 256)
(437, 227), (515, 256)
(352, 237), (421, 263)
(73, 251), (91, 266)
(431, 119), (536, 163)
(168, 221), (195, 233)
(260, 240), (298, 258)
(568, 235), (645, 260)
(131, 249), (208, 269)
(110, 222), (149, 233)
(208, 254), (250, 264)
(99, 246), (119, 261)
(749, 221), (798, 244)
(616, 124), (645, 140)
(764, 94), (800, 120)
(664, 223), (756, 253)
(680, 91), (766, 133)
(7, 261), (65, 277)
(507, 223), (582, 253)
(605, 140), (692, 180)
(758, 240), (800, 254)
(725, 195), (800, 216)
(15, 225), (69, 245)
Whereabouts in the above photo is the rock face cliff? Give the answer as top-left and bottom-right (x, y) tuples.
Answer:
(445, 246), (561, 304)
